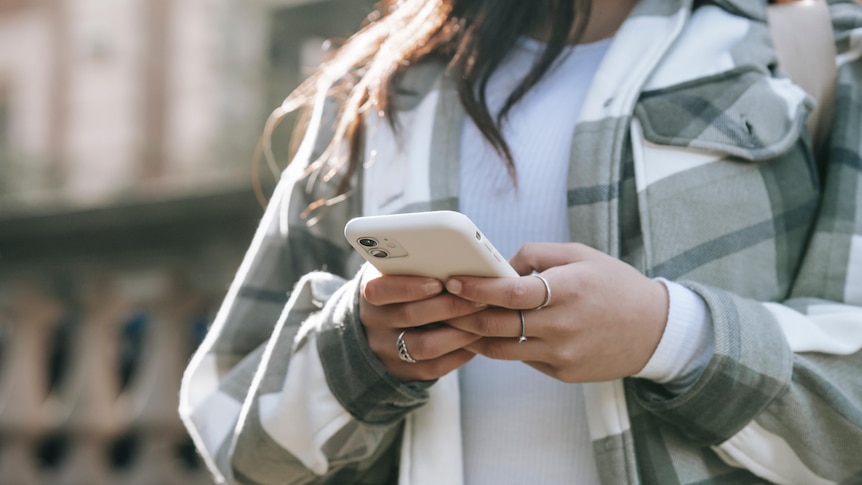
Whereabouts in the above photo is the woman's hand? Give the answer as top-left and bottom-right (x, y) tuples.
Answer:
(359, 266), (487, 381)
(444, 242), (669, 383)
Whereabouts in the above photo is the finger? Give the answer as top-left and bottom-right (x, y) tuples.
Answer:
(377, 325), (480, 381)
(445, 273), (552, 311)
(362, 272), (444, 306)
(463, 336), (540, 362)
(447, 307), (527, 339)
(388, 348), (476, 382)
(508, 242), (597, 275)
(378, 325), (482, 363)
(362, 293), (488, 331)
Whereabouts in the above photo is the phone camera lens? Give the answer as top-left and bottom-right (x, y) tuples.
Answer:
(358, 238), (377, 247)
(369, 248), (389, 258)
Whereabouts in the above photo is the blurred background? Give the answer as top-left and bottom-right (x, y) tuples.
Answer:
(0, 0), (375, 483)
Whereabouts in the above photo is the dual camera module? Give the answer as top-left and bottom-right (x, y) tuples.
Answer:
(358, 237), (389, 258)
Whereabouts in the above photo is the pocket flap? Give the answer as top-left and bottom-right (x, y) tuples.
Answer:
(634, 67), (812, 161)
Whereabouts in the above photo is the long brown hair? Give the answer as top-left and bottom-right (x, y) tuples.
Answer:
(254, 0), (592, 212)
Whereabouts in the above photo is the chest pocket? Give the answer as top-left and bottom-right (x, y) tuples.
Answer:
(636, 67), (813, 161)
(630, 67), (820, 301)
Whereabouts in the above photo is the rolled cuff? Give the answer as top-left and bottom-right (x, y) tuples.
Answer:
(631, 282), (793, 445)
(317, 266), (435, 425)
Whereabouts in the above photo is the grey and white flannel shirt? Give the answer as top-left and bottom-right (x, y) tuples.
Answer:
(180, 0), (862, 483)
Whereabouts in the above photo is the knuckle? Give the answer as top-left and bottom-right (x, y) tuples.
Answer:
(475, 311), (507, 336)
(447, 295), (470, 316)
(557, 347), (577, 365)
(362, 279), (385, 304)
(398, 304), (422, 327)
(512, 244), (530, 260)
(505, 279), (531, 306)
(480, 341), (509, 360)
(515, 242), (548, 268)
(405, 332), (435, 360)
(551, 345), (581, 369)
(546, 319), (571, 336)
(515, 242), (537, 258)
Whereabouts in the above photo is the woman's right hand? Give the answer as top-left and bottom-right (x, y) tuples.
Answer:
(359, 266), (487, 381)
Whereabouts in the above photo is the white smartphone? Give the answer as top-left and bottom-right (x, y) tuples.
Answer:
(344, 210), (518, 281)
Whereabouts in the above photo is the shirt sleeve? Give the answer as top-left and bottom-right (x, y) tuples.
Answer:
(177, 92), (423, 484)
(632, 6), (862, 482)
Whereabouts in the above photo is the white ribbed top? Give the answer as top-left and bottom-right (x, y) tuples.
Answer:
(456, 35), (714, 484)
(458, 38), (611, 485)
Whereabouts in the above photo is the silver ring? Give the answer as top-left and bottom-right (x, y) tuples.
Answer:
(531, 273), (552, 310)
(396, 330), (417, 363)
(518, 310), (527, 344)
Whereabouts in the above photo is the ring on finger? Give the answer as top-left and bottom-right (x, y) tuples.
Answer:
(396, 330), (418, 363)
(531, 273), (552, 310)
(518, 310), (527, 344)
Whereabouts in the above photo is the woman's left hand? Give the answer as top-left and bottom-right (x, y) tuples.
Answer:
(444, 242), (669, 383)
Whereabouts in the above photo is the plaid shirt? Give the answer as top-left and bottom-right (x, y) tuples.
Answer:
(180, 0), (862, 483)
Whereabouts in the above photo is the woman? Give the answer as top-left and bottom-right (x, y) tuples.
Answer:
(180, 0), (862, 483)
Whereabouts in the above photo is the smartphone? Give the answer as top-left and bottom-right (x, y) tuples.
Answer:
(344, 210), (519, 281)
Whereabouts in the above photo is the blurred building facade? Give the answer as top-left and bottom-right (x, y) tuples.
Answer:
(0, 0), (375, 483)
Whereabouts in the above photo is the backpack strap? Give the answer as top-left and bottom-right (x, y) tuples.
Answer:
(767, 0), (837, 154)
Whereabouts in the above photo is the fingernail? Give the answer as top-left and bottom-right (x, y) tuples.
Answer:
(446, 279), (462, 294)
(423, 279), (443, 295)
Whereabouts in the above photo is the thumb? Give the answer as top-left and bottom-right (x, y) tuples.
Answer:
(509, 242), (598, 275)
